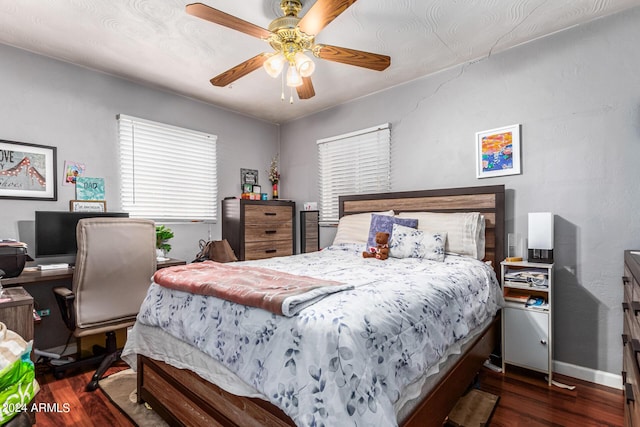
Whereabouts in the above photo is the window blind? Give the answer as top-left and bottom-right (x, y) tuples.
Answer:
(117, 114), (218, 221)
(317, 123), (391, 224)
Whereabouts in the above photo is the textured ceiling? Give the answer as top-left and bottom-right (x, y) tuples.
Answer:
(0, 0), (637, 124)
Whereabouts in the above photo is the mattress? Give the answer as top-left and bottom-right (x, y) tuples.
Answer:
(124, 244), (502, 426)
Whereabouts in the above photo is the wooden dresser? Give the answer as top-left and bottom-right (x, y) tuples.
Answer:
(222, 199), (295, 261)
(623, 250), (640, 426)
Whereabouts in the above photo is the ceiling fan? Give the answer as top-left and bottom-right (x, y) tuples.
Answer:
(186, 0), (391, 101)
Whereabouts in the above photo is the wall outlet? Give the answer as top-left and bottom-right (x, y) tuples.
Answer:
(37, 309), (51, 317)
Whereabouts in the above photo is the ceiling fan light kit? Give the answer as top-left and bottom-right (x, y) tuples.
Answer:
(186, 0), (391, 102)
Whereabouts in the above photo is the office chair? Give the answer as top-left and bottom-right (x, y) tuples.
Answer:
(53, 218), (156, 391)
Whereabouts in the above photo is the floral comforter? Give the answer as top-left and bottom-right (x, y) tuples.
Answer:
(134, 243), (503, 427)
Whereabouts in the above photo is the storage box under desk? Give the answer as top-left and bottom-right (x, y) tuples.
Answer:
(0, 286), (34, 343)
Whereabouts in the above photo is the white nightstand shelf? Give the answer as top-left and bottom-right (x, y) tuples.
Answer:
(501, 260), (554, 385)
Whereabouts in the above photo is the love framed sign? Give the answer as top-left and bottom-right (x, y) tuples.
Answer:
(0, 140), (57, 200)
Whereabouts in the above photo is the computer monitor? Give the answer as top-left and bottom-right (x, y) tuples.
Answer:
(35, 211), (129, 257)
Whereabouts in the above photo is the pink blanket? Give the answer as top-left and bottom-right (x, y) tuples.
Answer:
(153, 261), (352, 316)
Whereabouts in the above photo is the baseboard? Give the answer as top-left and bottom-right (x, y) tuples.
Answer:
(553, 360), (622, 390)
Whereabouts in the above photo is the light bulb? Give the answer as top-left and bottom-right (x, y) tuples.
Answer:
(263, 53), (285, 78)
(294, 52), (315, 77)
(286, 65), (303, 87)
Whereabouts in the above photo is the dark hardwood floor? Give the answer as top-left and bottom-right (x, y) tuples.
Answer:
(31, 363), (623, 426)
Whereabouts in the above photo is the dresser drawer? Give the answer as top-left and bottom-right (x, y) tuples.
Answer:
(245, 240), (293, 260)
(626, 302), (640, 342)
(624, 339), (640, 424)
(245, 222), (293, 242)
(244, 205), (292, 223)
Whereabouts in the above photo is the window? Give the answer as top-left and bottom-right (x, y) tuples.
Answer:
(317, 123), (391, 224)
(117, 114), (218, 221)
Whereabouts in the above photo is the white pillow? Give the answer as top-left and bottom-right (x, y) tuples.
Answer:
(397, 212), (485, 259)
(333, 210), (394, 245)
(389, 224), (446, 261)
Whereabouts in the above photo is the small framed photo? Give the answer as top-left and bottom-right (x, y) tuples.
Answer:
(69, 200), (106, 212)
(475, 124), (521, 178)
(241, 168), (258, 185)
(252, 184), (261, 194)
(242, 183), (253, 193)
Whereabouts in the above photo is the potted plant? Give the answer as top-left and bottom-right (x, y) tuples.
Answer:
(155, 225), (174, 259)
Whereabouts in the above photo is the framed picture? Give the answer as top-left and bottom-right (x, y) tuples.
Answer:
(252, 184), (261, 194)
(475, 124), (521, 178)
(242, 183), (253, 193)
(75, 177), (105, 200)
(0, 140), (57, 200)
(62, 160), (86, 186)
(69, 200), (106, 212)
(241, 168), (258, 185)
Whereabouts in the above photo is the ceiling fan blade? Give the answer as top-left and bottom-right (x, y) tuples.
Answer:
(296, 77), (315, 99)
(298, 0), (358, 35)
(314, 44), (390, 71)
(210, 53), (269, 87)
(186, 3), (271, 39)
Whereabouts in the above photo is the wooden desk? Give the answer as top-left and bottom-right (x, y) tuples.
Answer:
(1, 258), (186, 287)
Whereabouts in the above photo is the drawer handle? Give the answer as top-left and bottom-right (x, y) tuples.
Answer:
(264, 212), (277, 216)
(632, 340), (640, 374)
(623, 302), (630, 312)
(626, 383), (635, 404)
(623, 276), (630, 285)
(623, 334), (629, 346)
(265, 249), (277, 254)
(265, 230), (277, 234)
(623, 370), (627, 385)
(633, 301), (640, 316)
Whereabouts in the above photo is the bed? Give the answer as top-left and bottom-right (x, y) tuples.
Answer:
(122, 184), (505, 427)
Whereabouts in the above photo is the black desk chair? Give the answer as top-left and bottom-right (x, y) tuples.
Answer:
(53, 218), (156, 391)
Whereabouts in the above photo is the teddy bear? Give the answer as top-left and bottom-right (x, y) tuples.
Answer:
(362, 232), (390, 260)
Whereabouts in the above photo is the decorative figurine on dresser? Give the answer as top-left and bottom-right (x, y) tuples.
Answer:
(222, 199), (295, 261)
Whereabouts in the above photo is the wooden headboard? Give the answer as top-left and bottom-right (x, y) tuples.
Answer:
(339, 185), (505, 276)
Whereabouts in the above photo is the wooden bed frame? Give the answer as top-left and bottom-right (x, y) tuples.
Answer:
(136, 184), (505, 427)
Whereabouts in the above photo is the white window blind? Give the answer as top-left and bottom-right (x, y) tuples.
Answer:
(117, 114), (218, 221)
(317, 123), (391, 224)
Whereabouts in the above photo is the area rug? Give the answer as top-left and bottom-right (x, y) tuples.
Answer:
(99, 369), (168, 427)
(446, 388), (500, 427)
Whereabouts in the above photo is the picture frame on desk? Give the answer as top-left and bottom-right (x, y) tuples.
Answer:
(69, 200), (106, 212)
(0, 140), (57, 201)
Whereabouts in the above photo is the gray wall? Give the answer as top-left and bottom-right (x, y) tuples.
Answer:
(0, 44), (278, 350)
(0, 43), (279, 264)
(280, 8), (640, 375)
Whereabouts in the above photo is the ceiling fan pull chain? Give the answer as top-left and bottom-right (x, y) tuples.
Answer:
(281, 71), (285, 101)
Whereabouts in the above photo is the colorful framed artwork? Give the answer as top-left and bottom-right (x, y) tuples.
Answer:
(69, 200), (106, 212)
(62, 160), (86, 186)
(0, 140), (57, 200)
(475, 124), (521, 178)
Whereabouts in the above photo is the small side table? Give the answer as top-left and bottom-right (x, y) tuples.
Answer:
(0, 286), (34, 343)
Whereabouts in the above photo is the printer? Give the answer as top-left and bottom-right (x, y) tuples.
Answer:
(0, 240), (33, 278)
